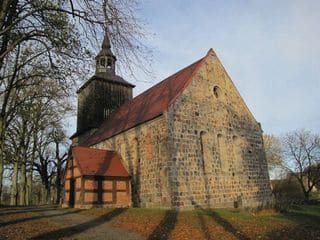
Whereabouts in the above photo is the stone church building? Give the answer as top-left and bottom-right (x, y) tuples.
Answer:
(62, 33), (273, 209)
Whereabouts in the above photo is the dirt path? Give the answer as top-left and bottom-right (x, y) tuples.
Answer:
(30, 206), (144, 240)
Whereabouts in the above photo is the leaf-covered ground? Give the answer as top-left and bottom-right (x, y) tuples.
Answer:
(82, 205), (320, 240)
(0, 205), (319, 240)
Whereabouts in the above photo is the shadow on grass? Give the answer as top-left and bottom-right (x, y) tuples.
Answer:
(266, 204), (320, 239)
(197, 211), (213, 240)
(0, 208), (83, 228)
(147, 210), (178, 240)
(203, 209), (250, 240)
(190, 200), (250, 240)
(284, 211), (320, 225)
(273, 204), (320, 225)
(265, 225), (320, 240)
(0, 205), (59, 217)
(31, 208), (127, 239)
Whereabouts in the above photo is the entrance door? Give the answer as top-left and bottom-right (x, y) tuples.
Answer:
(69, 178), (75, 207)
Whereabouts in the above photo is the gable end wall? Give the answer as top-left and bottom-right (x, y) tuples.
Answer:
(166, 52), (273, 208)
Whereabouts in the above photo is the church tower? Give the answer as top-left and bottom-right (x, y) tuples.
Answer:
(74, 32), (135, 143)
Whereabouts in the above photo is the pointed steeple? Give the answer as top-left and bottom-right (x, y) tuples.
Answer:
(95, 30), (116, 74)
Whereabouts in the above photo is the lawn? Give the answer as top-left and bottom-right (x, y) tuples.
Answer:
(81, 204), (320, 240)
(0, 204), (319, 240)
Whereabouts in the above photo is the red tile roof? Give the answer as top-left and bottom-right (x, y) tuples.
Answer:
(84, 49), (214, 146)
(72, 146), (129, 177)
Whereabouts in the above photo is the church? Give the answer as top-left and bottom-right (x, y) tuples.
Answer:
(62, 33), (273, 209)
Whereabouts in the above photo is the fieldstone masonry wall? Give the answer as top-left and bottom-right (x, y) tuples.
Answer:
(165, 52), (273, 208)
(93, 116), (170, 208)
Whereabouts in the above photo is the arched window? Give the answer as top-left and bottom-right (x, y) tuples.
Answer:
(200, 131), (212, 173)
(233, 136), (243, 172)
(107, 58), (112, 68)
(213, 86), (221, 99)
(132, 138), (139, 174)
(217, 134), (228, 172)
(100, 57), (106, 67)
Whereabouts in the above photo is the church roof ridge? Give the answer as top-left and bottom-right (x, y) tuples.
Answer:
(206, 48), (217, 56)
(83, 50), (211, 146)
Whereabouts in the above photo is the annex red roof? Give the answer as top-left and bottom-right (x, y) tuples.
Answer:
(72, 146), (129, 177)
(84, 49), (214, 146)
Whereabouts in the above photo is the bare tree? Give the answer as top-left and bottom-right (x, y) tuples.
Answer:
(50, 128), (68, 204)
(263, 134), (283, 173)
(282, 130), (320, 200)
(0, 0), (151, 204)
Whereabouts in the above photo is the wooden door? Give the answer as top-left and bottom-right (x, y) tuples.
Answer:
(69, 178), (75, 207)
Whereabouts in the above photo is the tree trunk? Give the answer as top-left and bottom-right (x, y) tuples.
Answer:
(19, 161), (26, 205)
(40, 170), (51, 205)
(304, 190), (310, 201)
(19, 135), (28, 205)
(0, 117), (4, 205)
(27, 130), (38, 205)
(55, 141), (62, 204)
(10, 160), (18, 206)
(0, 145), (3, 206)
(26, 170), (32, 205)
(41, 184), (50, 204)
(56, 164), (62, 204)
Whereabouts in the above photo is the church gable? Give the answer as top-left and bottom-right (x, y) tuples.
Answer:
(165, 49), (271, 208)
(173, 49), (258, 126)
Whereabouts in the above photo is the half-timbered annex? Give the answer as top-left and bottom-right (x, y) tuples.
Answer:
(62, 146), (130, 208)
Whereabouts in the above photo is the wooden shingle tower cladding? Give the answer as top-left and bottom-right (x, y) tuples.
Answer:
(74, 32), (135, 143)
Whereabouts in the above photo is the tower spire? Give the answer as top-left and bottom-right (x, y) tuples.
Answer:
(95, 28), (116, 74)
(101, 29), (111, 50)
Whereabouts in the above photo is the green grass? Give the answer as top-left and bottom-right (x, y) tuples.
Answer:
(1, 204), (319, 239)
(79, 204), (320, 239)
(277, 204), (320, 225)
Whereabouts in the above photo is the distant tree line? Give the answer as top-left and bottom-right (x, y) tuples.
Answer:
(264, 130), (320, 202)
(0, 0), (150, 205)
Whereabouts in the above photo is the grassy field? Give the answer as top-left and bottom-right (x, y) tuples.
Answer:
(83, 205), (320, 240)
(0, 204), (319, 239)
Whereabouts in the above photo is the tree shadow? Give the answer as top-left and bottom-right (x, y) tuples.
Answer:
(0, 206), (59, 216)
(265, 225), (320, 240)
(31, 208), (127, 239)
(264, 204), (320, 239)
(204, 209), (250, 240)
(197, 211), (213, 240)
(147, 210), (178, 240)
(190, 199), (249, 240)
(0, 208), (83, 228)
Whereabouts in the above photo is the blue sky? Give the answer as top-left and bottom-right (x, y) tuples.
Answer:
(68, 0), (320, 137)
(128, 0), (319, 135)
